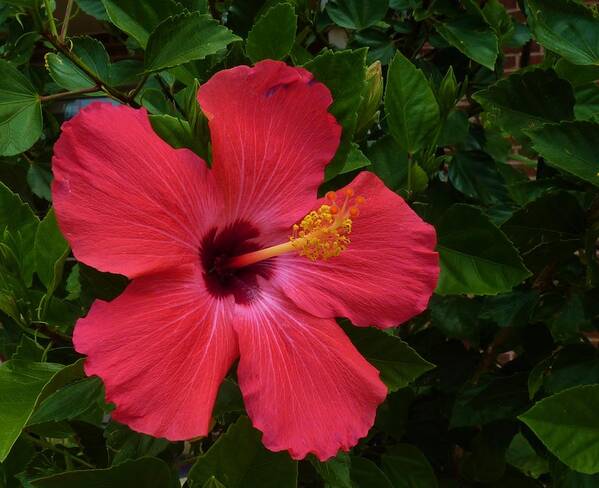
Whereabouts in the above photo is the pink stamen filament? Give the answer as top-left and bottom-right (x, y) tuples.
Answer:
(224, 240), (296, 269)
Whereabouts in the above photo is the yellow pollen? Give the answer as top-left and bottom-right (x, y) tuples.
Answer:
(289, 204), (352, 261)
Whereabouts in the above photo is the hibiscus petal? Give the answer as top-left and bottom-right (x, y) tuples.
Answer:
(274, 171), (439, 328)
(52, 102), (220, 278)
(197, 60), (341, 240)
(234, 290), (387, 461)
(73, 265), (238, 440)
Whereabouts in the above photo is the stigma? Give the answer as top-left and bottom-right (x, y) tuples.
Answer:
(224, 189), (365, 269)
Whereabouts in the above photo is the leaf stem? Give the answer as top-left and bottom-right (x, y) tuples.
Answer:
(43, 0), (58, 37)
(29, 321), (72, 344)
(59, 0), (74, 43)
(42, 33), (137, 106)
(40, 85), (101, 102)
(23, 433), (95, 469)
(156, 74), (185, 115)
(127, 73), (150, 102)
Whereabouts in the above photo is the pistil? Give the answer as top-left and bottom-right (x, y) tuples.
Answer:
(224, 189), (364, 270)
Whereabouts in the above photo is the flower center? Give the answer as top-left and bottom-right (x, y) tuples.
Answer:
(225, 189), (364, 269)
(200, 220), (273, 304)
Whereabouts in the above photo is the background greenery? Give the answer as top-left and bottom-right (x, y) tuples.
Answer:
(1, 0), (599, 486)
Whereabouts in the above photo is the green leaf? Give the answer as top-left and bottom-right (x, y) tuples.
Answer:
(149, 114), (207, 158)
(451, 373), (529, 428)
(527, 0), (599, 65)
(0, 181), (39, 285)
(366, 135), (427, 195)
(574, 83), (599, 122)
(435, 204), (531, 295)
(326, 142), (371, 181)
(429, 295), (482, 343)
(350, 456), (394, 488)
(310, 452), (353, 488)
(381, 444), (438, 488)
(45, 36), (110, 91)
(0, 361), (62, 462)
(27, 163), (52, 201)
(75, 0), (109, 20)
(505, 433), (549, 479)
(101, 0), (182, 48)
(526, 121), (599, 187)
(30, 457), (174, 487)
(519, 385), (599, 475)
(188, 416), (297, 488)
(105, 422), (169, 466)
(144, 12), (240, 73)
(246, 2), (297, 63)
(27, 377), (104, 426)
(384, 50), (440, 154)
(13, 335), (45, 361)
(202, 478), (226, 488)
(0, 60), (42, 156)
(304, 49), (367, 177)
(343, 324), (435, 391)
(326, 0), (389, 30)
(473, 69), (575, 140)
(34, 208), (69, 294)
(436, 16), (498, 69)
(448, 151), (510, 205)
(501, 192), (585, 268)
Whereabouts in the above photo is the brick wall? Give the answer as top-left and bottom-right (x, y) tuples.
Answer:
(501, 0), (599, 73)
(501, 0), (542, 74)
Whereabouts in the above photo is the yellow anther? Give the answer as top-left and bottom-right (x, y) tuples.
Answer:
(289, 194), (363, 262)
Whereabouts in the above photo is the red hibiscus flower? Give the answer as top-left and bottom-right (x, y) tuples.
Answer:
(52, 60), (439, 461)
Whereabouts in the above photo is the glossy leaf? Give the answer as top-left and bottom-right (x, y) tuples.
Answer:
(27, 377), (104, 426)
(384, 51), (440, 154)
(527, 0), (599, 65)
(188, 416), (297, 488)
(0, 60), (42, 156)
(473, 69), (575, 140)
(144, 12), (240, 72)
(34, 208), (69, 294)
(101, 0), (182, 47)
(381, 444), (438, 488)
(246, 2), (297, 63)
(0, 361), (62, 462)
(519, 385), (599, 475)
(526, 121), (599, 187)
(343, 324), (435, 392)
(304, 49), (367, 177)
(436, 16), (498, 70)
(326, 0), (389, 30)
(435, 204), (531, 295)
(45, 37), (110, 91)
(0, 181), (39, 285)
(351, 456), (394, 488)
